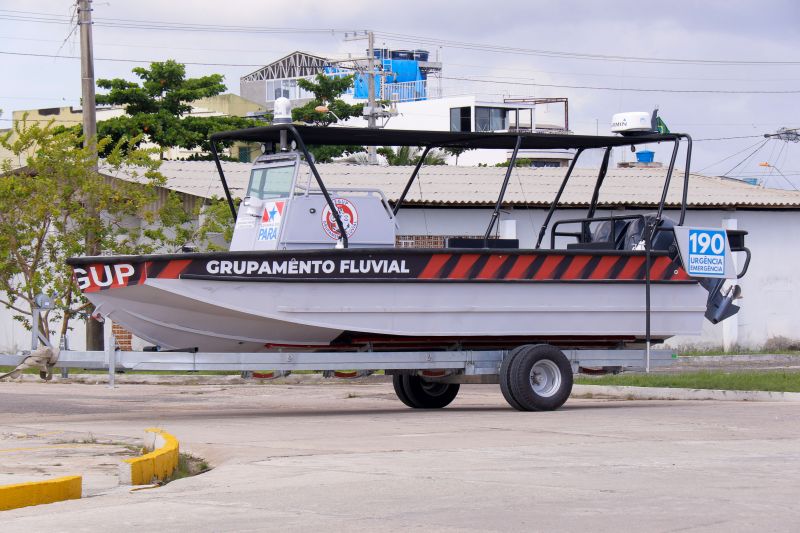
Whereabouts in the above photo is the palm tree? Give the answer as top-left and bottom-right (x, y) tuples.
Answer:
(377, 146), (447, 166)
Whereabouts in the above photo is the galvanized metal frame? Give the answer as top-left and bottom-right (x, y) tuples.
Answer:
(0, 344), (676, 385)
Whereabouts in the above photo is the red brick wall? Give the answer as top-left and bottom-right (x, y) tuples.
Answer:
(111, 323), (133, 351)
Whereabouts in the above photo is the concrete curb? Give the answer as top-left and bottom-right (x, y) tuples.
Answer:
(572, 384), (800, 402)
(0, 475), (82, 511)
(120, 428), (179, 485)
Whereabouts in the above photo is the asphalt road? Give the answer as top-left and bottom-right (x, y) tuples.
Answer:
(1, 381), (799, 532)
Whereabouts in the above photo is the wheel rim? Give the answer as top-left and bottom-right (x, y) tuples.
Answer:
(420, 381), (450, 397)
(529, 359), (561, 397)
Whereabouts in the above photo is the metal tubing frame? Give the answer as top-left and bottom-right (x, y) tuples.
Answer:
(484, 135), (522, 247)
(654, 138), (681, 229)
(583, 147), (613, 241)
(535, 148), (584, 249)
(677, 134), (692, 225)
(393, 146), (432, 215)
(209, 140), (238, 222)
(286, 125), (349, 248)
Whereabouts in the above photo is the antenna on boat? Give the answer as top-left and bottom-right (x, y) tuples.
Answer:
(273, 97), (293, 151)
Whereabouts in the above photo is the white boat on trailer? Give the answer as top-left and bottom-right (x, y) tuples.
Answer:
(66, 111), (751, 411)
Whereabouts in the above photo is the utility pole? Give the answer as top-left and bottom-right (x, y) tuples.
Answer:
(345, 30), (380, 164)
(366, 31), (377, 164)
(79, 0), (96, 151)
(78, 0), (103, 350)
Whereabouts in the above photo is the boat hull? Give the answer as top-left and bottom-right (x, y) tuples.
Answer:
(70, 249), (706, 352)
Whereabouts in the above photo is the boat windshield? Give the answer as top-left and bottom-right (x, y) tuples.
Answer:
(247, 165), (295, 199)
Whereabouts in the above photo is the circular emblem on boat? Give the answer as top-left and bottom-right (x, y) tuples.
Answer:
(321, 198), (359, 240)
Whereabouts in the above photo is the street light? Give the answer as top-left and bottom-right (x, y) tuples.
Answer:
(314, 104), (341, 122)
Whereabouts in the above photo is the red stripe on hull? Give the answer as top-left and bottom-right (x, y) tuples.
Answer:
(476, 255), (509, 279)
(448, 254), (480, 279)
(532, 255), (564, 280)
(156, 259), (192, 279)
(562, 255), (592, 280)
(419, 254), (452, 279)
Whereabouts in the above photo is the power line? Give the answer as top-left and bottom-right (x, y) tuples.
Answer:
(721, 140), (770, 177)
(0, 12), (344, 35)
(446, 62), (800, 83)
(439, 75), (800, 94)
(694, 134), (768, 142)
(697, 139), (769, 172)
(2, 9), (800, 66)
(0, 50), (263, 68)
(0, 34), (288, 56)
(375, 31), (800, 66)
(6, 49), (798, 94)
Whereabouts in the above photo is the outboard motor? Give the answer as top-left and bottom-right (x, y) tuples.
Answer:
(702, 278), (742, 324)
(673, 226), (750, 325)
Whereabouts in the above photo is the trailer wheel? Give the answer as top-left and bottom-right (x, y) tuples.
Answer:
(507, 344), (573, 411)
(398, 375), (459, 409)
(499, 346), (525, 410)
(392, 374), (416, 408)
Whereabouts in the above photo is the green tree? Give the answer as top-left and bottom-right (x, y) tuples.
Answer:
(377, 146), (447, 166)
(94, 60), (260, 158)
(442, 146), (474, 166)
(0, 119), (221, 346)
(292, 73), (364, 126)
(495, 158), (558, 168)
(292, 73), (365, 162)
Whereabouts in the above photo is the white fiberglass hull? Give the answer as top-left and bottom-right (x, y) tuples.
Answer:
(86, 278), (708, 352)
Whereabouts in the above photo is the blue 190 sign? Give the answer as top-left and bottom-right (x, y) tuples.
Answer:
(687, 229), (726, 276)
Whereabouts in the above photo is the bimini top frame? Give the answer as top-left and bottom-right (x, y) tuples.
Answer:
(209, 125), (690, 249)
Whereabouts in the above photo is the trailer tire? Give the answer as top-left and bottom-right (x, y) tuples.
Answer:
(392, 374), (416, 408)
(499, 346), (525, 410)
(400, 375), (459, 409)
(508, 344), (573, 411)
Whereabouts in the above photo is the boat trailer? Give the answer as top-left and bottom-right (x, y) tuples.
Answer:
(0, 335), (675, 410)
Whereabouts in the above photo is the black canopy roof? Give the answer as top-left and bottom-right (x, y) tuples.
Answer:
(210, 124), (680, 150)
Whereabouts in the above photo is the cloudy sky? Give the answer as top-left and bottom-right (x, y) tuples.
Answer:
(1, 0), (798, 187)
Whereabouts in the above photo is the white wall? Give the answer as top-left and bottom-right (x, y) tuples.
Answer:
(394, 206), (800, 349)
(339, 95), (516, 166)
(0, 305), (109, 354)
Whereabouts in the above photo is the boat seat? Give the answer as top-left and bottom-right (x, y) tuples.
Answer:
(622, 215), (677, 251)
(446, 237), (520, 249)
(565, 219), (630, 250)
(591, 219), (632, 250)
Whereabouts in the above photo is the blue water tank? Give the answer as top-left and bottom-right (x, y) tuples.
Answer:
(636, 150), (655, 163)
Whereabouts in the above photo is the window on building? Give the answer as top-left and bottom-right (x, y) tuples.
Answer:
(509, 108), (533, 132)
(475, 107), (510, 132)
(449, 107), (471, 132)
(531, 160), (562, 168)
(266, 76), (327, 102)
(238, 146), (252, 163)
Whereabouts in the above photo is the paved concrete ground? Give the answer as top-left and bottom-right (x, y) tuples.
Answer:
(0, 430), (135, 495)
(1, 381), (799, 532)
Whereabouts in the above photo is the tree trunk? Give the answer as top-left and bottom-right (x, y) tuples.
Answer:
(86, 312), (104, 350)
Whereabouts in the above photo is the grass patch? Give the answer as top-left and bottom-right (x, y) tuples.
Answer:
(164, 453), (210, 483)
(677, 349), (800, 357)
(576, 370), (800, 393)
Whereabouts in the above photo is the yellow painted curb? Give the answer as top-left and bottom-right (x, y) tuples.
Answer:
(0, 475), (82, 511)
(121, 428), (179, 485)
